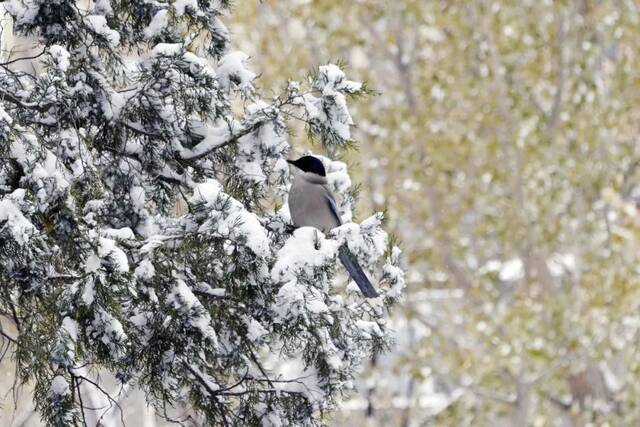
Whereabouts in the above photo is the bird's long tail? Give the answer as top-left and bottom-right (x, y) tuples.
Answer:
(338, 244), (379, 298)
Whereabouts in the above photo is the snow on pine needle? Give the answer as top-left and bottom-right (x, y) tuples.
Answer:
(0, 1), (404, 425)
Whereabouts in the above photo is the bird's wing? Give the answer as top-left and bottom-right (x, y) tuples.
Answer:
(324, 190), (343, 226)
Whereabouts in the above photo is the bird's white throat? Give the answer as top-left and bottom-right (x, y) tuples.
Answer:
(299, 171), (328, 185)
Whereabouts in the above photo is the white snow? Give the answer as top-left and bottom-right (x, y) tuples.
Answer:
(97, 237), (130, 272)
(191, 179), (271, 258)
(139, 235), (167, 254)
(151, 40), (211, 74)
(179, 121), (236, 160)
(270, 357), (324, 404)
(144, 9), (168, 39)
(183, 51), (215, 76)
(332, 213), (388, 267)
(305, 298), (329, 314)
(167, 279), (219, 345)
(57, 316), (79, 363)
(129, 311), (148, 328)
(89, 308), (128, 355)
(31, 148), (71, 193)
(194, 282), (225, 297)
(58, 129), (90, 177)
(235, 102), (289, 184)
(85, 15), (120, 46)
(84, 234), (129, 273)
(271, 273), (334, 322)
(271, 227), (340, 283)
(498, 258), (525, 282)
(49, 45), (70, 71)
(84, 254), (101, 274)
(174, 0), (198, 16)
(245, 317), (268, 342)
(273, 279), (306, 320)
(134, 258), (155, 279)
(4, 0), (39, 26)
(382, 246), (405, 298)
(356, 320), (383, 339)
(318, 64), (362, 92)
(326, 160), (352, 194)
(49, 375), (70, 397)
(102, 227), (135, 240)
(0, 192), (35, 245)
(216, 51), (256, 92)
(8, 139), (74, 213)
(190, 366), (221, 395)
(94, 0), (113, 15)
(303, 64), (362, 142)
(129, 186), (146, 212)
(99, 90), (128, 121)
(61, 317), (79, 341)
(150, 42), (182, 57)
(81, 281), (96, 306)
(0, 105), (13, 125)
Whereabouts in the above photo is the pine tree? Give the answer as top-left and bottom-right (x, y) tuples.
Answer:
(0, 1), (404, 425)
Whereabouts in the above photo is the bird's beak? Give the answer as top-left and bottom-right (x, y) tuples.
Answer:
(286, 159), (295, 165)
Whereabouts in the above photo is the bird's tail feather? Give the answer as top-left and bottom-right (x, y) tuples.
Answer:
(338, 245), (379, 298)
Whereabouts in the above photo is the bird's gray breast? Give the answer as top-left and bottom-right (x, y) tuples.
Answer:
(288, 175), (341, 233)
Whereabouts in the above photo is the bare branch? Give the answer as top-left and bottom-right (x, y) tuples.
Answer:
(0, 49), (47, 66)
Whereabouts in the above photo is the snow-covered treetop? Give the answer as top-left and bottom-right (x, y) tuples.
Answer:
(0, 1), (403, 425)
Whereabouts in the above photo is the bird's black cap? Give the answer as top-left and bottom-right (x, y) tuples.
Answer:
(287, 156), (326, 176)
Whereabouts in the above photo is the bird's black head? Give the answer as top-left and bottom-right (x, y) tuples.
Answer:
(287, 156), (326, 176)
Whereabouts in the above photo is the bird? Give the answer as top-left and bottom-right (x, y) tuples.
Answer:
(287, 155), (379, 298)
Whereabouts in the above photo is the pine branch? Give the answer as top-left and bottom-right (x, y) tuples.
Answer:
(178, 119), (267, 161)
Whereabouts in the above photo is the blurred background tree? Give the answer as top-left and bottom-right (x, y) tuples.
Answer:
(232, 1), (640, 425)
